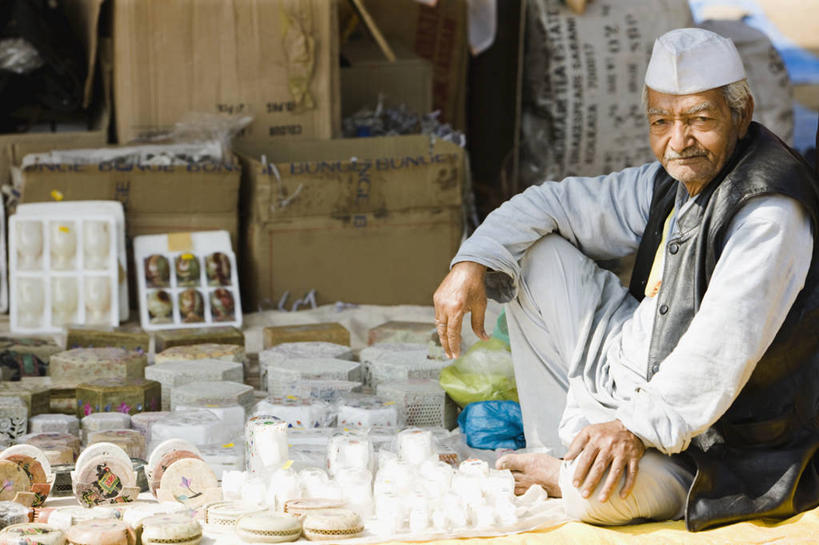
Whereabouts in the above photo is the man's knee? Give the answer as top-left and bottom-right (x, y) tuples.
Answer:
(519, 235), (581, 287)
(558, 452), (692, 525)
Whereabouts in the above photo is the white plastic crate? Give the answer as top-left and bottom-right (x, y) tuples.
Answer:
(376, 379), (458, 429)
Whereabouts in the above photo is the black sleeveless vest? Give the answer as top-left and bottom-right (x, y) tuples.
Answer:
(629, 122), (819, 531)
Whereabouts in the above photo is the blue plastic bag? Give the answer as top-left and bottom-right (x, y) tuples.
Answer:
(457, 400), (526, 450)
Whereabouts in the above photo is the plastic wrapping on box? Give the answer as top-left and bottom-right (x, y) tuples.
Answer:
(176, 403), (244, 437)
(251, 398), (332, 429)
(130, 412), (170, 445)
(171, 381), (253, 412)
(198, 441), (244, 481)
(145, 358), (243, 411)
(336, 394), (401, 428)
(327, 433), (374, 476)
(363, 346), (450, 388)
(149, 410), (232, 449)
(87, 429), (146, 460)
(278, 379), (362, 402)
(28, 414), (79, 435)
(266, 357), (361, 396)
(259, 342), (354, 390)
(81, 413), (131, 443)
(245, 416), (288, 481)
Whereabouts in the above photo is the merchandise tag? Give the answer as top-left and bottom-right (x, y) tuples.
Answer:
(282, 460), (294, 470)
(50, 190), (64, 201)
(58, 225), (70, 233)
(167, 232), (194, 252)
(222, 443), (234, 448)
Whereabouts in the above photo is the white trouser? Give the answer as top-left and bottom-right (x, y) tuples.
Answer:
(505, 234), (635, 454)
(505, 235), (694, 523)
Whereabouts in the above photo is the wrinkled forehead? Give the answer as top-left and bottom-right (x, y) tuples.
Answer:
(646, 87), (728, 116)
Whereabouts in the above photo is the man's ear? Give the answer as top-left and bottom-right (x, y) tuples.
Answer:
(738, 94), (755, 138)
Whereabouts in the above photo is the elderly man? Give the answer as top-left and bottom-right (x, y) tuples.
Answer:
(434, 28), (818, 530)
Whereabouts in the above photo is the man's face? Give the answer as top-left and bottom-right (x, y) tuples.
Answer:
(647, 87), (742, 195)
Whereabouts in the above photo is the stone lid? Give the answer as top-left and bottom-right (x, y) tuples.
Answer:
(236, 510), (302, 539)
(140, 513), (201, 542)
(65, 519), (135, 545)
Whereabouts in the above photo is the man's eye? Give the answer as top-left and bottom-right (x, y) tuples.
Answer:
(652, 119), (667, 126)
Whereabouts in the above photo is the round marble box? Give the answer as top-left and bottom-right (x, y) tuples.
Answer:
(156, 458), (220, 509)
(301, 509), (364, 541)
(65, 520), (136, 545)
(170, 381), (253, 412)
(0, 523), (65, 545)
(236, 511), (302, 543)
(154, 344), (245, 365)
(48, 348), (146, 384)
(140, 514), (202, 545)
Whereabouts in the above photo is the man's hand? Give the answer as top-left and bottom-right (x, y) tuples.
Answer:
(564, 420), (645, 502)
(432, 261), (490, 358)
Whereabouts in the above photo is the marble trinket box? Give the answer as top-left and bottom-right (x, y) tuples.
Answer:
(154, 343), (245, 365)
(75, 378), (161, 417)
(262, 322), (350, 349)
(48, 348), (146, 384)
(145, 359), (243, 411)
(66, 327), (150, 355)
(154, 326), (244, 352)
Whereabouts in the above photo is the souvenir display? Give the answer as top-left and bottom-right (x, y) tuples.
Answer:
(170, 381), (253, 413)
(0, 337), (61, 381)
(336, 394), (400, 428)
(149, 411), (232, 449)
(367, 321), (437, 346)
(0, 502), (30, 530)
(64, 519), (136, 545)
(145, 360), (243, 411)
(72, 443), (138, 507)
(154, 344), (245, 365)
(80, 413), (131, 443)
(0, 398), (28, 441)
(10, 202), (129, 333)
(87, 430), (146, 460)
(140, 514), (202, 545)
(0, 383), (50, 417)
(259, 342), (354, 391)
(154, 326), (244, 353)
(244, 416), (288, 481)
(65, 327), (149, 355)
(48, 348), (146, 385)
(235, 511), (302, 543)
(265, 358), (361, 397)
(134, 231), (241, 330)
(376, 379), (459, 429)
(28, 414), (79, 436)
(75, 379), (161, 418)
(0, 522), (65, 545)
(262, 323), (350, 350)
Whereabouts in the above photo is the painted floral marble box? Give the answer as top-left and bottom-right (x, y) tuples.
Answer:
(0, 397), (28, 440)
(48, 348), (147, 383)
(0, 382), (50, 416)
(66, 327), (150, 355)
(75, 378), (161, 417)
(154, 343), (245, 365)
(154, 326), (244, 353)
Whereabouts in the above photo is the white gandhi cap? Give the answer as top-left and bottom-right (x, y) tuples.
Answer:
(644, 28), (746, 95)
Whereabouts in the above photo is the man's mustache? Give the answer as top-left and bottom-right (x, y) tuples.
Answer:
(665, 148), (708, 161)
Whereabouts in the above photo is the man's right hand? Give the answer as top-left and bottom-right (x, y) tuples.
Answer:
(432, 261), (490, 359)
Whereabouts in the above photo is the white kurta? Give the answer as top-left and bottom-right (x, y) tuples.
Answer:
(453, 161), (813, 454)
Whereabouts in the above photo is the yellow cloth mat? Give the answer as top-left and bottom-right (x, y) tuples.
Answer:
(375, 506), (819, 545)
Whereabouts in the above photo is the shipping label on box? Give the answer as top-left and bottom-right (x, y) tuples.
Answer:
(113, 0), (340, 145)
(238, 134), (465, 307)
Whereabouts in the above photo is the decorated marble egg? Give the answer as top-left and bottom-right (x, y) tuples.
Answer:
(147, 291), (173, 323)
(175, 254), (200, 286)
(178, 289), (204, 323)
(144, 254), (170, 287)
(210, 289), (235, 322)
(205, 252), (231, 286)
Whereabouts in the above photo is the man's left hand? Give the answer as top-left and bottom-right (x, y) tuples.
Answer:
(564, 420), (646, 502)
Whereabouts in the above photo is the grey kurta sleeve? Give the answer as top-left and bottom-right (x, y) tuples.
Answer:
(452, 162), (660, 301)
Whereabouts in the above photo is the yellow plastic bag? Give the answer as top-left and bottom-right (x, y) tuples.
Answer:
(439, 338), (518, 408)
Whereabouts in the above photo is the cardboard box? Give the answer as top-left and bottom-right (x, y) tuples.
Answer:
(341, 40), (433, 118)
(237, 135), (465, 307)
(341, 0), (468, 129)
(0, 0), (109, 190)
(113, 0), (340, 145)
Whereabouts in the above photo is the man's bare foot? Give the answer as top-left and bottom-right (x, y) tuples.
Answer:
(496, 452), (563, 497)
